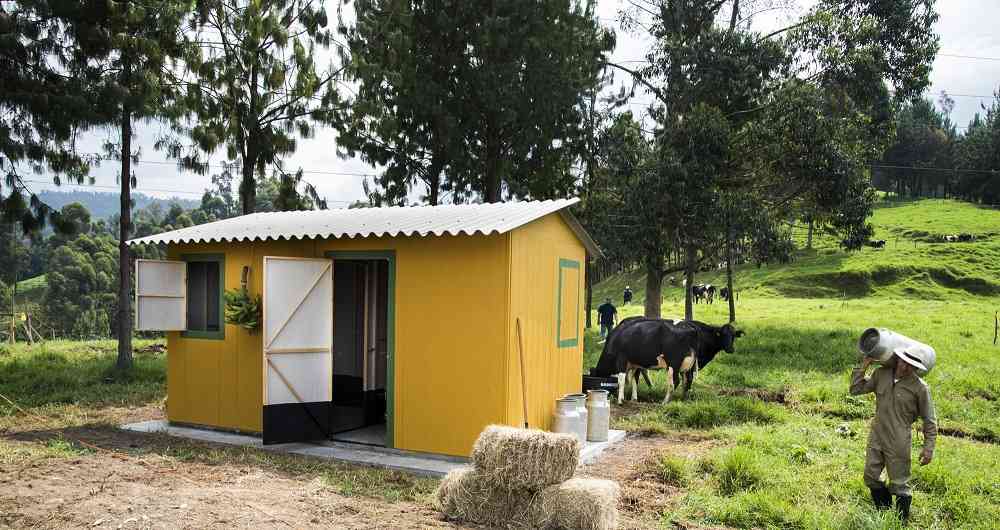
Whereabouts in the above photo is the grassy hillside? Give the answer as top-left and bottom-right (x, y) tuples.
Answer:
(14, 274), (46, 306)
(588, 199), (1000, 529)
(596, 199), (1000, 304)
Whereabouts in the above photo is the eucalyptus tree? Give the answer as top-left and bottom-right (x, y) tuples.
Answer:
(605, 0), (938, 318)
(172, 0), (344, 214)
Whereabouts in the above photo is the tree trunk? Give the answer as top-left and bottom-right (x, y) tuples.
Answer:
(484, 160), (501, 203)
(726, 235), (736, 323)
(643, 261), (662, 318)
(240, 159), (256, 214)
(684, 245), (695, 321)
(584, 257), (593, 328)
(484, 132), (502, 202)
(426, 155), (444, 205)
(806, 218), (814, 250)
(117, 101), (133, 371)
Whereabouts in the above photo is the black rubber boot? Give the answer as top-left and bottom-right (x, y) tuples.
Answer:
(896, 495), (912, 524)
(869, 486), (892, 510)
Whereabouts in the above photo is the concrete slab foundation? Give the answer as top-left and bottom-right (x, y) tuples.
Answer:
(121, 420), (625, 477)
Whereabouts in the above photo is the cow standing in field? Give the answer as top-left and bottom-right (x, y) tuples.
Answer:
(590, 318), (744, 404)
(692, 284), (716, 304)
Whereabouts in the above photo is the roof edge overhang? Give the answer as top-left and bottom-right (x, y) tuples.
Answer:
(125, 198), (603, 257)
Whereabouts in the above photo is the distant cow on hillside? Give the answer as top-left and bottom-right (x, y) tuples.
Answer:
(865, 239), (886, 249)
(692, 284), (716, 304)
(590, 319), (744, 404)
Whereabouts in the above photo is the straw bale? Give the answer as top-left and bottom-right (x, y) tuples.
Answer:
(435, 466), (541, 529)
(537, 477), (620, 530)
(471, 425), (579, 490)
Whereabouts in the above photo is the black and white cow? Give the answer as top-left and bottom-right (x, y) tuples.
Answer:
(590, 319), (744, 404)
(692, 284), (716, 304)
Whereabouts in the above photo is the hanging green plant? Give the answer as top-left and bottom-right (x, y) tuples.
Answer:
(224, 286), (262, 332)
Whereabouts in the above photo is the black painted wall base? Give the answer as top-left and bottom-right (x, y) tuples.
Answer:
(262, 402), (332, 445)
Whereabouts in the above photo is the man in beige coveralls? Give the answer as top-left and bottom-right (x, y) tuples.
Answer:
(850, 348), (937, 523)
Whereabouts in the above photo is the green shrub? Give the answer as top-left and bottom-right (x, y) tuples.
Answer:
(715, 447), (766, 495)
(655, 455), (691, 486)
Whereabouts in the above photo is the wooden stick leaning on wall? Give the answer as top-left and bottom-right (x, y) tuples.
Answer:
(516, 318), (529, 429)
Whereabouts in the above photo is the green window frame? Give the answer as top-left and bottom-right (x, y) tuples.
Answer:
(556, 258), (581, 348)
(181, 253), (225, 340)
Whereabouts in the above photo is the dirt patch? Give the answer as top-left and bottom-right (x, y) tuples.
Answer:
(715, 387), (787, 404)
(1, 404), (453, 530)
(937, 426), (1000, 445)
(0, 451), (448, 529)
(579, 433), (728, 530)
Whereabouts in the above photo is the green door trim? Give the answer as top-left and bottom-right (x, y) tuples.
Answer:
(325, 250), (397, 449)
(556, 258), (581, 348)
(180, 253), (225, 340)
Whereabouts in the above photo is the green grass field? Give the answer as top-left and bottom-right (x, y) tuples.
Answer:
(13, 274), (46, 305)
(587, 199), (1000, 529)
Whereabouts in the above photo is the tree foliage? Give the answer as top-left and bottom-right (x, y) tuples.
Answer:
(591, 0), (938, 318)
(43, 233), (119, 338)
(168, 0), (344, 214)
(339, 0), (614, 204)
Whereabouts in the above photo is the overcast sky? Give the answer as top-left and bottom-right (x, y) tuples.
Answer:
(23, 0), (1000, 206)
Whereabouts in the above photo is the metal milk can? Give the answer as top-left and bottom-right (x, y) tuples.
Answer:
(858, 327), (937, 375)
(552, 397), (581, 438)
(565, 393), (589, 443)
(586, 390), (610, 442)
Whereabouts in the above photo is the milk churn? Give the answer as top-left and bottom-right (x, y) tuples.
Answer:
(565, 393), (589, 443)
(858, 328), (937, 375)
(552, 397), (581, 438)
(586, 390), (610, 442)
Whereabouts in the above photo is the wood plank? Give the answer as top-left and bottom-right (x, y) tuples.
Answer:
(264, 260), (331, 350)
(265, 347), (331, 355)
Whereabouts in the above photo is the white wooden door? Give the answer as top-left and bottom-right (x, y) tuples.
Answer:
(135, 259), (186, 331)
(262, 256), (333, 443)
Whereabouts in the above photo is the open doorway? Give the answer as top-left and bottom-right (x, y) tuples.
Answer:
(330, 258), (390, 446)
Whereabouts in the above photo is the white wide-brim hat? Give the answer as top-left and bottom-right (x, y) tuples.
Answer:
(893, 347), (928, 372)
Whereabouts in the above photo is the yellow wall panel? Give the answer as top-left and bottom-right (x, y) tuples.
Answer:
(167, 232), (510, 456)
(506, 215), (586, 430)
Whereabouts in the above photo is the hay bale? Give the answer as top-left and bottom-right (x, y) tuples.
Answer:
(435, 466), (541, 529)
(538, 477), (620, 530)
(471, 425), (579, 490)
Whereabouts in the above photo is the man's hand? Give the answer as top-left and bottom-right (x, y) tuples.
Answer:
(919, 449), (933, 466)
(861, 356), (875, 369)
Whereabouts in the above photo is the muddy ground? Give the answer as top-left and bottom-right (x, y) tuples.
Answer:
(1, 405), (725, 530)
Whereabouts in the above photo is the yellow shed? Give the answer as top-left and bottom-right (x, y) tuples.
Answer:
(128, 199), (600, 457)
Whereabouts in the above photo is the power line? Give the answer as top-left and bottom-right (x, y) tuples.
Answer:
(89, 156), (377, 178)
(869, 164), (998, 174)
(938, 53), (1000, 62)
(19, 179), (357, 204)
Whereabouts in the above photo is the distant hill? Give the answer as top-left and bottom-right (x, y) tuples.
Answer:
(595, 199), (1000, 303)
(36, 190), (199, 220)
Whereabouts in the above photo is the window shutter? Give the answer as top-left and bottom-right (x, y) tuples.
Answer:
(135, 259), (187, 331)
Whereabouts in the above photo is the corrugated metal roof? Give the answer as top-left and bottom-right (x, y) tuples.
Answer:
(127, 198), (601, 255)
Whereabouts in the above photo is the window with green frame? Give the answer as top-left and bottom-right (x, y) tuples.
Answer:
(183, 254), (224, 339)
(556, 258), (581, 348)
